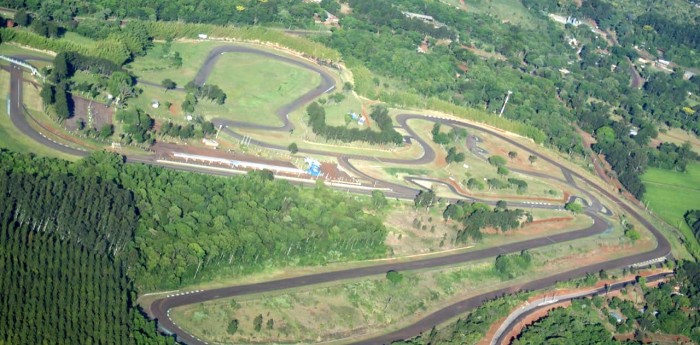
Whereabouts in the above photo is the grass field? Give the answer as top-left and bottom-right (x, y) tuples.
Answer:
(642, 163), (700, 258)
(656, 127), (700, 154)
(439, 0), (540, 28)
(0, 44), (54, 59)
(197, 52), (321, 126)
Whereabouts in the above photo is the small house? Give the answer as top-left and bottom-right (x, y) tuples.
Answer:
(198, 33), (208, 40)
(151, 100), (160, 109)
(358, 117), (366, 126)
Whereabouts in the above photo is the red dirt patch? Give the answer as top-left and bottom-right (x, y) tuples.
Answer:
(482, 216), (576, 237)
(320, 162), (355, 182)
(169, 103), (179, 116)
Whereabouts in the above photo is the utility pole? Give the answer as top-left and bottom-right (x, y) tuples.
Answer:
(499, 90), (513, 118)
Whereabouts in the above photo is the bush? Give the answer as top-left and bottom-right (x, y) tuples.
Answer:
(386, 270), (404, 284)
(226, 319), (239, 334)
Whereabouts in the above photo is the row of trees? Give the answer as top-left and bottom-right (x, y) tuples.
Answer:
(0, 170), (137, 256)
(306, 102), (403, 145)
(159, 119), (216, 140)
(0, 153), (173, 344)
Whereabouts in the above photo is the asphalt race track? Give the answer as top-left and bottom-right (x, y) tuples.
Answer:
(6, 45), (671, 345)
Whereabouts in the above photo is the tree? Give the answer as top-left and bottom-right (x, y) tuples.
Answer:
(288, 142), (299, 154)
(488, 155), (507, 167)
(528, 155), (538, 165)
(595, 125), (616, 149)
(446, 147), (465, 163)
(371, 190), (388, 209)
(226, 319), (239, 335)
(565, 201), (583, 214)
(625, 228), (640, 241)
(14, 9), (30, 26)
(467, 178), (485, 190)
(53, 84), (72, 120)
(40, 84), (54, 107)
(161, 79), (177, 91)
(386, 270), (404, 284)
(99, 124), (114, 139)
(343, 82), (353, 92)
(497, 165), (509, 176)
(51, 53), (70, 83)
(108, 72), (135, 101)
(414, 189), (436, 210)
(508, 151), (518, 160)
(266, 319), (274, 330)
(496, 200), (507, 210)
(254, 314), (263, 332)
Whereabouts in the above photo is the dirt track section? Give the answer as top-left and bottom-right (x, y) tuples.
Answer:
(6, 44), (671, 345)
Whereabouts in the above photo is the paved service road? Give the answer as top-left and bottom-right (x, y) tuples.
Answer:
(6, 45), (671, 345)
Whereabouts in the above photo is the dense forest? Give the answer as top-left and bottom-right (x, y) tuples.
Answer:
(0, 150), (388, 290)
(0, 155), (172, 344)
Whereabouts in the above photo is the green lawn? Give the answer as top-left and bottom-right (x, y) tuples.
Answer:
(642, 163), (700, 258)
(197, 53), (320, 126)
(0, 44), (53, 59)
(440, 0), (540, 28)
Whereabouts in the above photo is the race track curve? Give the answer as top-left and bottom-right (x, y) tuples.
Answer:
(5, 45), (671, 345)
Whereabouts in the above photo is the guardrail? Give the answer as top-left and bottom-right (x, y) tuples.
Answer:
(0, 55), (44, 81)
(631, 256), (667, 268)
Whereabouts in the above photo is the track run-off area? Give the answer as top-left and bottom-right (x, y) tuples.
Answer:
(6, 44), (671, 345)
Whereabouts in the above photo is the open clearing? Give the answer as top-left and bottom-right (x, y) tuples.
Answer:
(641, 163), (700, 257)
(439, 0), (540, 28)
(654, 127), (700, 154)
